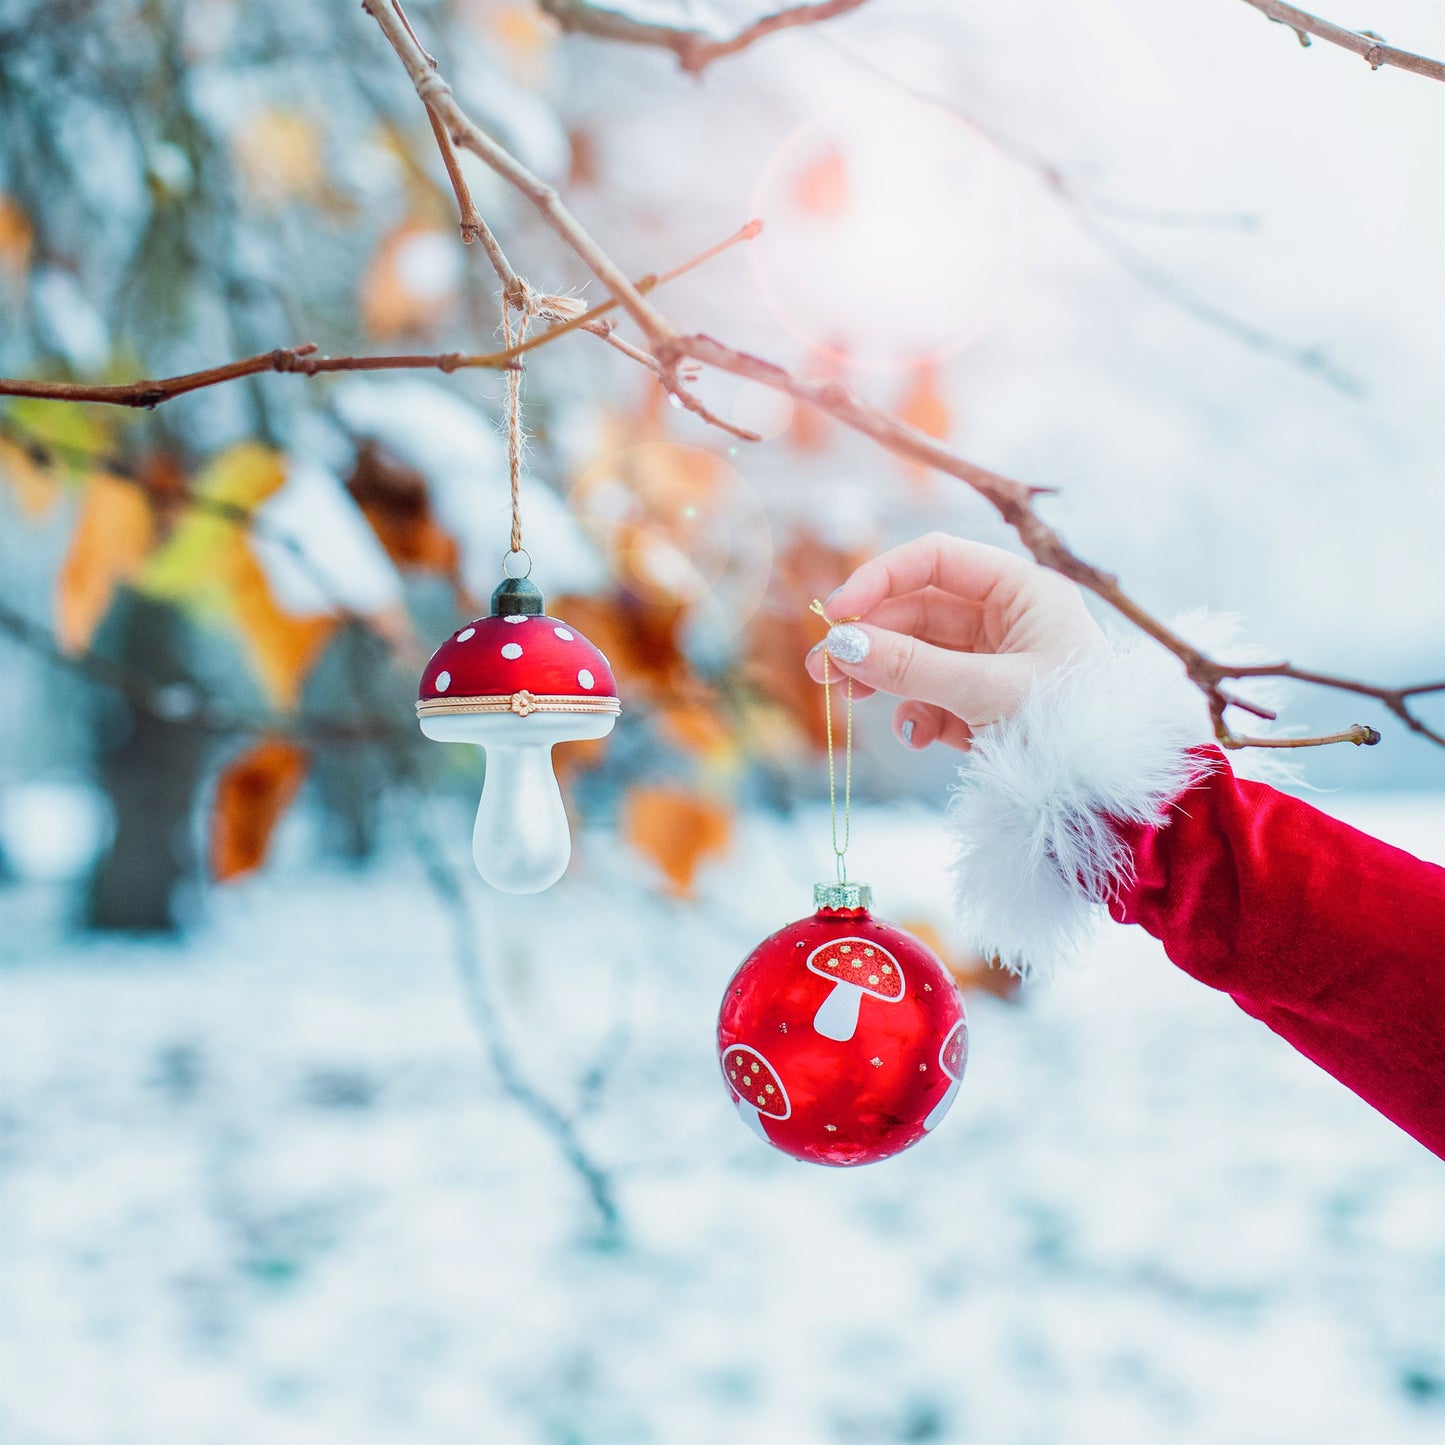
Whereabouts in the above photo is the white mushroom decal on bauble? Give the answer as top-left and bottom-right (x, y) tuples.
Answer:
(720, 1043), (790, 1143)
(923, 1016), (968, 1132)
(805, 936), (905, 1041)
(416, 576), (620, 893)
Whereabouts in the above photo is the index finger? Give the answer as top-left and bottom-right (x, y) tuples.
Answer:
(823, 533), (1032, 623)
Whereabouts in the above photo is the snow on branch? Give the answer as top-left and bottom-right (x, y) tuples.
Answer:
(1240, 0), (1445, 80)
(537, 0), (870, 73)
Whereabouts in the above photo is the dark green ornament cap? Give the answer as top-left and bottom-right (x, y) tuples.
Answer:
(491, 576), (545, 617)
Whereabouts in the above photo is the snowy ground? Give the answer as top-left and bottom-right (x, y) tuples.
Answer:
(1, 793), (1442, 1445)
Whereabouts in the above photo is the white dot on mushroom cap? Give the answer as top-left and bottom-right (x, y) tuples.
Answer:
(578, 668), (595, 690)
(435, 671), (451, 693)
(456, 628), (475, 642)
(501, 643), (523, 660)
(554, 627), (574, 641)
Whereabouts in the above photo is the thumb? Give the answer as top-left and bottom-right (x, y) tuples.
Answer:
(821, 621), (1036, 726)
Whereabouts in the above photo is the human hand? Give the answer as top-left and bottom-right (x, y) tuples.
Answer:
(804, 532), (1105, 751)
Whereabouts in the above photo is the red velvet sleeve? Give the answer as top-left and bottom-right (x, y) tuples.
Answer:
(1108, 748), (1445, 1157)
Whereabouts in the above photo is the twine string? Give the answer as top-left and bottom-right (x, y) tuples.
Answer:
(501, 289), (541, 558)
(809, 599), (859, 884)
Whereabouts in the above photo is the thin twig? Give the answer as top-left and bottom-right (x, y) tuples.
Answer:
(817, 32), (1360, 393)
(1240, 0), (1445, 80)
(0, 222), (760, 411)
(538, 0), (871, 73)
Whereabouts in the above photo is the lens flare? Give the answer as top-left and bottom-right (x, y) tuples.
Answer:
(750, 92), (1022, 372)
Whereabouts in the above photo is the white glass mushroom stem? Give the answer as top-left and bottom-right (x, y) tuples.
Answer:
(922, 1077), (960, 1132)
(812, 980), (863, 1041)
(420, 711), (616, 894)
(735, 1098), (770, 1143)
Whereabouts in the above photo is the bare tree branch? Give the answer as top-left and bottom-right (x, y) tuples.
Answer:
(538, 0), (870, 73)
(0, 222), (760, 411)
(1240, 0), (1445, 80)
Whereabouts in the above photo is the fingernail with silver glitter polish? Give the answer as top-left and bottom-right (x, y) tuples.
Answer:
(825, 623), (869, 664)
(901, 719), (915, 747)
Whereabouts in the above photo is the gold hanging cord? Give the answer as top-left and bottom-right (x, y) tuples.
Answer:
(809, 598), (860, 884)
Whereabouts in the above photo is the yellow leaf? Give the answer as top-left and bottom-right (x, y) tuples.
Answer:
(55, 472), (155, 652)
(140, 443), (286, 609)
(233, 109), (326, 204)
(211, 738), (309, 882)
(139, 444), (334, 706)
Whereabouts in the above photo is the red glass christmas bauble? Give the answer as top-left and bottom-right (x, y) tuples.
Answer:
(717, 883), (968, 1166)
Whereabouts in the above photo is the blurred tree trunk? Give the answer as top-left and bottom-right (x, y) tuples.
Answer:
(86, 588), (210, 932)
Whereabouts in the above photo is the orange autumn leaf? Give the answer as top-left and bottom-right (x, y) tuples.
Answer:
(0, 194), (32, 276)
(623, 785), (733, 900)
(361, 220), (459, 337)
(229, 542), (338, 710)
(212, 738), (309, 882)
(792, 143), (849, 219)
(898, 360), (951, 439)
(901, 916), (1022, 1002)
(55, 472), (155, 652)
(656, 699), (734, 762)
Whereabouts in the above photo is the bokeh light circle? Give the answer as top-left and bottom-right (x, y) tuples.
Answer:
(750, 92), (1022, 372)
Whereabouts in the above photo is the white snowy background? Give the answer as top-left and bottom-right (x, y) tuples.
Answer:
(2, 1), (1444, 1442)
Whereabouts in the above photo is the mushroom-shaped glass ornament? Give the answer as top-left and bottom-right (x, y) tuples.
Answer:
(717, 882), (967, 1166)
(416, 576), (620, 893)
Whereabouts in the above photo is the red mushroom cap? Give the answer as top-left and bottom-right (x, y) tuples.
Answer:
(806, 937), (905, 1002)
(939, 1018), (968, 1082)
(417, 614), (618, 714)
(721, 1044), (791, 1120)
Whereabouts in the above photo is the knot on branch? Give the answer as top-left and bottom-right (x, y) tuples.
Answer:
(1363, 44), (1387, 69)
(271, 344), (320, 376)
(415, 73), (452, 105)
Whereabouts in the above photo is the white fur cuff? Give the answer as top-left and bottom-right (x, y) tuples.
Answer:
(946, 628), (1219, 979)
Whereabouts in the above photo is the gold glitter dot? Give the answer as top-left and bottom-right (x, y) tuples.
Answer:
(868, 975), (879, 985)
(864, 948), (875, 957)
(825, 1124), (837, 1133)
(923, 983), (933, 992)
(750, 1062), (760, 1073)
(840, 945), (851, 954)
(765, 1085), (775, 1095)
(881, 964), (892, 974)
(870, 1056), (882, 1067)
(729, 1071), (737, 1080)
(850, 960), (863, 969)
(919, 1063), (927, 1072)
(756, 1095), (767, 1106)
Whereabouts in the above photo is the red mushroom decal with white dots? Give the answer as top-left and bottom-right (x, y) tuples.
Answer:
(720, 1043), (791, 1143)
(922, 1016), (968, 1132)
(416, 580), (620, 894)
(805, 936), (905, 1041)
